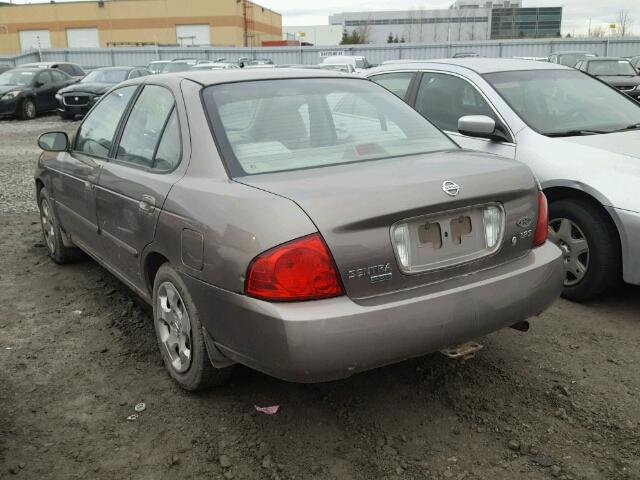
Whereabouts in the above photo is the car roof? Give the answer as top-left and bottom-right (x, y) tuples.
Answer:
(582, 56), (627, 62)
(93, 66), (135, 71)
(369, 58), (571, 74)
(550, 51), (596, 55)
(153, 67), (359, 86)
(21, 61), (78, 67)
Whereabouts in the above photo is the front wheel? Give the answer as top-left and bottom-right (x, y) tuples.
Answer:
(548, 199), (620, 302)
(152, 264), (233, 390)
(38, 188), (81, 264)
(19, 98), (36, 120)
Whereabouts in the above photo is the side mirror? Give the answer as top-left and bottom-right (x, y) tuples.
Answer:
(38, 132), (69, 152)
(458, 115), (497, 139)
(34, 81), (44, 88)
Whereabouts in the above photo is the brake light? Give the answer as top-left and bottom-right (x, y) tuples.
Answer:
(533, 192), (549, 247)
(245, 233), (344, 301)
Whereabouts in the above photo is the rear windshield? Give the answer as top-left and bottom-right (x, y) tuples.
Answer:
(202, 78), (456, 176)
(587, 60), (636, 76)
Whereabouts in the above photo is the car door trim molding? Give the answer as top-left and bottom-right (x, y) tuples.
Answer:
(100, 228), (139, 258)
(55, 199), (100, 233)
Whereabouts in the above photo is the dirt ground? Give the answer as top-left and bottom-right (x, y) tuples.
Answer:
(1, 115), (639, 480)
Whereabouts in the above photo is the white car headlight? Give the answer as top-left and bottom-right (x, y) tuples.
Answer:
(1, 91), (21, 100)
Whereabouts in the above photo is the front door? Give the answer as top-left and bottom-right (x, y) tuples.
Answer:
(95, 85), (182, 290)
(411, 71), (517, 159)
(49, 85), (138, 256)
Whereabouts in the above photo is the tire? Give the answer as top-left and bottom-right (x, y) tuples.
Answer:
(152, 264), (233, 390)
(37, 188), (81, 264)
(18, 98), (36, 120)
(548, 198), (621, 302)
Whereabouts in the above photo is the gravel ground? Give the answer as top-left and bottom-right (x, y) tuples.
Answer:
(1, 116), (639, 480)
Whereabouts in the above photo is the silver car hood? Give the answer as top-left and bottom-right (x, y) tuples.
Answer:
(557, 129), (640, 160)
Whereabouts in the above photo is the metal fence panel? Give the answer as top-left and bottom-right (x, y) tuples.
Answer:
(4, 37), (640, 68)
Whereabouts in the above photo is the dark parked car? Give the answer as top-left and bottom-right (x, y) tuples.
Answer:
(630, 55), (640, 72)
(55, 66), (151, 118)
(452, 52), (480, 58)
(20, 62), (86, 81)
(575, 57), (640, 100)
(0, 67), (74, 119)
(548, 51), (597, 67)
(35, 69), (562, 389)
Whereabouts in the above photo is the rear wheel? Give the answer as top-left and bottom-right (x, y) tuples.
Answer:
(19, 98), (36, 120)
(152, 264), (233, 390)
(38, 188), (81, 264)
(548, 199), (620, 302)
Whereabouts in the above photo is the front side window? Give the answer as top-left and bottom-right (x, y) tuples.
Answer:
(415, 72), (498, 133)
(116, 85), (175, 168)
(75, 86), (137, 158)
(50, 70), (68, 83)
(370, 72), (414, 98)
(38, 71), (53, 85)
(203, 78), (456, 176)
(485, 69), (640, 136)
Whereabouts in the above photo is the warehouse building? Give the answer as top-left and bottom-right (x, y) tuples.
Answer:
(329, 1), (561, 44)
(0, 0), (281, 55)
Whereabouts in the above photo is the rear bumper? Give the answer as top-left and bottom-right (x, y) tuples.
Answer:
(610, 207), (640, 285)
(184, 242), (563, 383)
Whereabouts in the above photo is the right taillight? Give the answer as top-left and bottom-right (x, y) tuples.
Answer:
(533, 192), (548, 248)
(245, 233), (344, 302)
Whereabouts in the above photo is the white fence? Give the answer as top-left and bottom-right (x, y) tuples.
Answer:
(2, 37), (640, 68)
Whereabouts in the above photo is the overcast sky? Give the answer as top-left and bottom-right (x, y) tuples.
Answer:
(9, 0), (640, 36)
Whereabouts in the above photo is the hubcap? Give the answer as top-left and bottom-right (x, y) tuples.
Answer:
(548, 218), (589, 287)
(26, 102), (35, 118)
(156, 282), (192, 373)
(40, 199), (56, 255)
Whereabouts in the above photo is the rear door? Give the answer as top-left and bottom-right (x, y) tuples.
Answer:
(95, 84), (183, 290)
(412, 71), (516, 159)
(48, 85), (137, 256)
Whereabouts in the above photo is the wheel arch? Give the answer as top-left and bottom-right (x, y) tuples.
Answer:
(143, 251), (170, 296)
(543, 184), (623, 256)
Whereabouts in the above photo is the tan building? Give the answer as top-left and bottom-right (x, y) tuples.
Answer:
(0, 0), (282, 55)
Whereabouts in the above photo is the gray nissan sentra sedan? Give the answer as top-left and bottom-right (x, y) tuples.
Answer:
(34, 69), (563, 389)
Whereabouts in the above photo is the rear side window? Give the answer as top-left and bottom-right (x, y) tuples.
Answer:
(50, 70), (68, 83)
(370, 72), (414, 98)
(153, 109), (181, 171)
(75, 86), (137, 158)
(203, 78), (456, 176)
(115, 85), (175, 168)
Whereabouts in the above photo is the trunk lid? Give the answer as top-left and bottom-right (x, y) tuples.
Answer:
(236, 150), (540, 300)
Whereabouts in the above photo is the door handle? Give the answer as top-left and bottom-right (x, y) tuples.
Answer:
(139, 195), (156, 214)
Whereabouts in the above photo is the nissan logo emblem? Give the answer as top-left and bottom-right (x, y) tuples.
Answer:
(442, 181), (460, 197)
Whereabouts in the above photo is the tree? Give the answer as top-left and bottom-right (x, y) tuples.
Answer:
(616, 10), (634, 37)
(590, 25), (606, 38)
(387, 33), (395, 43)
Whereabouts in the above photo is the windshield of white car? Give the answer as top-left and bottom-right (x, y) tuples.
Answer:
(485, 69), (640, 137)
(203, 78), (457, 176)
(0, 70), (35, 86)
(82, 69), (129, 83)
(587, 60), (637, 76)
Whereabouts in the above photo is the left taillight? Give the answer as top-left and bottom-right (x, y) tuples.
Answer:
(245, 233), (344, 302)
(533, 191), (549, 248)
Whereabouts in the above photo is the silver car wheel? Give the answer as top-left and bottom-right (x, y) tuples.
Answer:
(548, 218), (589, 287)
(156, 281), (192, 373)
(40, 198), (56, 255)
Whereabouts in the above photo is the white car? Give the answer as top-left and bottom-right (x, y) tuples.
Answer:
(365, 59), (640, 301)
